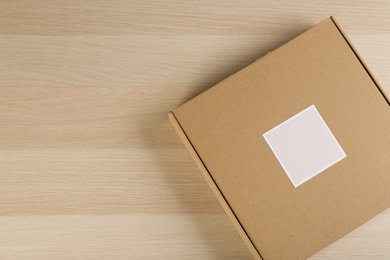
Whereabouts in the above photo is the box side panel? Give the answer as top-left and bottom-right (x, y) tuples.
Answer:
(331, 16), (390, 105)
(168, 112), (262, 260)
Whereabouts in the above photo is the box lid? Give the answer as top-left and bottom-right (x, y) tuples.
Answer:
(170, 17), (390, 259)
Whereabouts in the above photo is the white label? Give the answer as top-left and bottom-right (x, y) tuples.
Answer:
(263, 105), (346, 187)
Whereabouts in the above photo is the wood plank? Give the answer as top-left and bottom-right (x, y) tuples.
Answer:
(0, 35), (389, 88)
(0, 1), (390, 35)
(0, 214), (252, 259)
(0, 148), (222, 215)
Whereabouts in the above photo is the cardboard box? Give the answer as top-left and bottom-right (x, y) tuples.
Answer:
(169, 17), (390, 259)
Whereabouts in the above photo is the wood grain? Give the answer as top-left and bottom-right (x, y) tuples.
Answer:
(0, 1), (389, 259)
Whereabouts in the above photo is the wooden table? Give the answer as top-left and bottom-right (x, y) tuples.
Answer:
(1, 1), (389, 259)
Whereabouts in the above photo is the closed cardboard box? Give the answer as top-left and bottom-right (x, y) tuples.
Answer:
(169, 17), (390, 259)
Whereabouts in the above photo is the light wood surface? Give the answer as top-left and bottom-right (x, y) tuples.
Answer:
(1, 1), (389, 259)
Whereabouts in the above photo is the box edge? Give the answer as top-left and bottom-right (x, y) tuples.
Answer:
(173, 17), (333, 117)
(330, 16), (390, 105)
(168, 112), (263, 260)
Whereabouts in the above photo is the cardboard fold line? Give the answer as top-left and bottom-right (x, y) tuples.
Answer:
(330, 16), (390, 105)
(168, 112), (262, 260)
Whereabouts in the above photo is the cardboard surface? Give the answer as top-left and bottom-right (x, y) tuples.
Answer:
(170, 17), (390, 259)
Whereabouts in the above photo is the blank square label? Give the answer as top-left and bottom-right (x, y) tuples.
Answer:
(263, 105), (346, 187)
